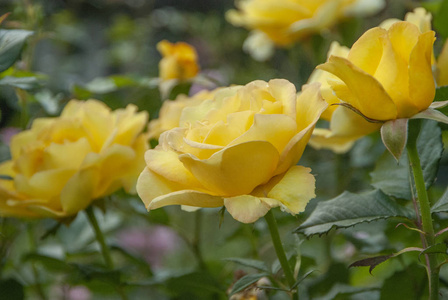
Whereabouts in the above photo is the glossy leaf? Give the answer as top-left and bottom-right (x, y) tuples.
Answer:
(295, 190), (414, 237)
(432, 187), (448, 213)
(0, 29), (33, 73)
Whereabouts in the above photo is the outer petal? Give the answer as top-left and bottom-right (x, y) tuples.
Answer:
(145, 149), (203, 188)
(137, 167), (222, 210)
(267, 166), (315, 214)
(276, 83), (327, 174)
(330, 105), (381, 137)
(318, 55), (397, 120)
(224, 195), (274, 223)
(309, 128), (356, 153)
(348, 27), (387, 76)
(180, 141), (279, 196)
(408, 30), (436, 114)
(60, 167), (100, 215)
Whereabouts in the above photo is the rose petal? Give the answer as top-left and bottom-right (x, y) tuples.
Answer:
(224, 195), (275, 223)
(180, 141), (279, 196)
(409, 30), (436, 113)
(267, 166), (315, 214)
(318, 55), (397, 120)
(60, 167), (99, 215)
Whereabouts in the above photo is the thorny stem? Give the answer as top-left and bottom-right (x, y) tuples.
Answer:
(265, 210), (298, 300)
(407, 120), (439, 300)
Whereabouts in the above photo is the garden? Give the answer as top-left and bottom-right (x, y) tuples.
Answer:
(1, 0), (448, 299)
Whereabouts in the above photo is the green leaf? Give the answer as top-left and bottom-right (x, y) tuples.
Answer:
(23, 253), (75, 272)
(371, 149), (411, 199)
(380, 119), (408, 161)
(371, 120), (442, 199)
(0, 278), (24, 300)
(164, 271), (226, 298)
(224, 258), (269, 272)
(419, 243), (448, 261)
(380, 264), (427, 299)
(73, 264), (121, 285)
(434, 0), (448, 38)
(349, 254), (393, 274)
(434, 86), (448, 103)
(229, 273), (269, 296)
(0, 29), (33, 73)
(432, 187), (448, 213)
(295, 189), (414, 237)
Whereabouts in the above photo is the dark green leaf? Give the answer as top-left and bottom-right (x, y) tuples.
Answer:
(0, 29), (33, 72)
(380, 264), (427, 299)
(0, 278), (24, 300)
(229, 273), (269, 296)
(435, 86), (448, 103)
(349, 254), (393, 274)
(73, 264), (122, 285)
(432, 187), (448, 213)
(371, 150), (411, 199)
(296, 190), (414, 237)
(0, 174), (13, 180)
(434, 0), (448, 38)
(23, 253), (75, 272)
(371, 120), (442, 199)
(224, 258), (269, 272)
(164, 271), (226, 298)
(146, 207), (170, 225)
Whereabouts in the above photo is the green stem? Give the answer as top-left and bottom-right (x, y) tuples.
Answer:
(407, 120), (439, 300)
(27, 223), (46, 300)
(192, 210), (207, 270)
(85, 206), (113, 269)
(265, 210), (298, 300)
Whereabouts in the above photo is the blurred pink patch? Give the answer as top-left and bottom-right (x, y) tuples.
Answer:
(117, 226), (180, 269)
(52, 285), (91, 300)
(189, 70), (226, 96)
(0, 127), (20, 145)
(67, 286), (91, 300)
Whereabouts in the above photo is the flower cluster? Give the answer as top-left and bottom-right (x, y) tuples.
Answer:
(137, 80), (327, 223)
(0, 100), (148, 218)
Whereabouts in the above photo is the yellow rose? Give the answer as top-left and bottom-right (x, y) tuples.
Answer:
(226, 0), (384, 60)
(309, 20), (435, 153)
(0, 100), (149, 218)
(148, 88), (222, 139)
(137, 79), (327, 223)
(437, 40), (448, 86)
(157, 40), (200, 81)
